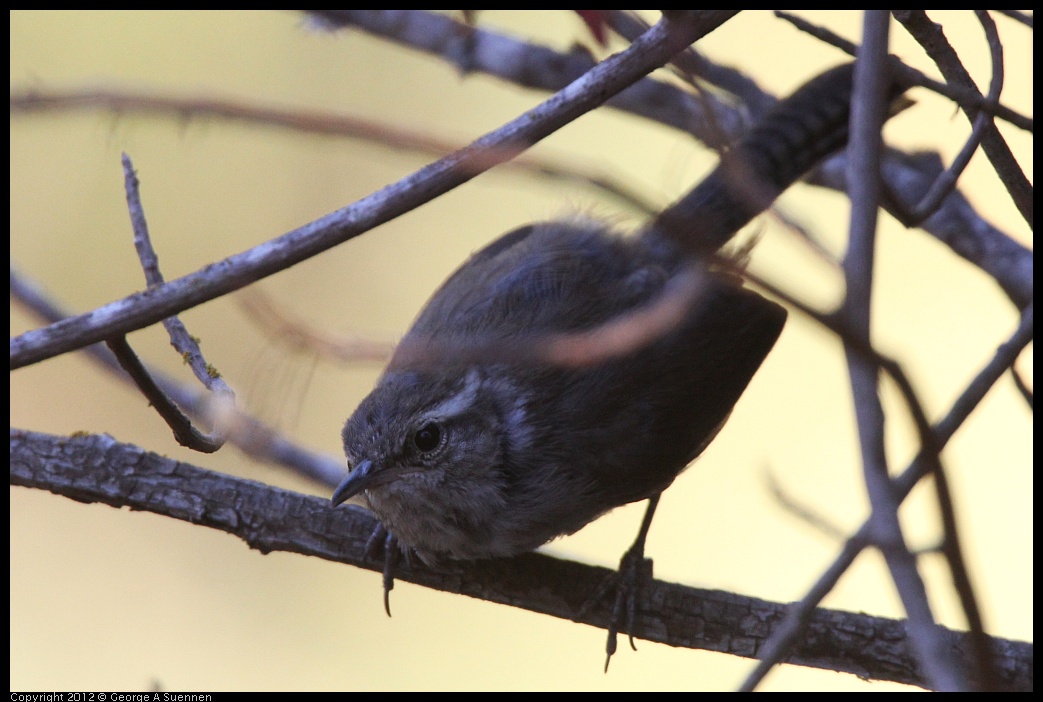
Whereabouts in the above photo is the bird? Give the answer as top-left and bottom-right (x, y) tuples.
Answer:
(331, 61), (908, 664)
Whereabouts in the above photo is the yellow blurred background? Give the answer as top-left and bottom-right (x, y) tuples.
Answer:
(11, 11), (1032, 691)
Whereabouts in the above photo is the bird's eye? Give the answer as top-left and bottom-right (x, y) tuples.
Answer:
(413, 421), (443, 453)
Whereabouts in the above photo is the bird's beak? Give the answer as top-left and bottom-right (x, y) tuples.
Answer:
(330, 459), (376, 507)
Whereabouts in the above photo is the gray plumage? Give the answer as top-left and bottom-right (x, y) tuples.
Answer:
(333, 62), (907, 568)
(337, 221), (785, 562)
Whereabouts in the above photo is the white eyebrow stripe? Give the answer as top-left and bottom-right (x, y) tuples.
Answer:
(427, 369), (482, 419)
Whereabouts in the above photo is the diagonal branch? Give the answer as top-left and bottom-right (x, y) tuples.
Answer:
(10, 11), (736, 370)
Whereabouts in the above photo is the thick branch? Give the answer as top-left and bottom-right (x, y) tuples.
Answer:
(9, 429), (1032, 691)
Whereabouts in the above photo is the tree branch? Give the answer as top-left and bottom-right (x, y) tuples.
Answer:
(9, 428), (1032, 691)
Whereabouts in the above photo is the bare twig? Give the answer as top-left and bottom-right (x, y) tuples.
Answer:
(102, 155), (227, 452)
(10, 266), (346, 489)
(1010, 366), (1033, 409)
(123, 156), (235, 390)
(994, 9), (1033, 29)
(773, 10), (1033, 132)
(893, 10), (1031, 228)
(889, 11), (1003, 225)
(102, 336), (220, 453)
(865, 150), (1032, 308)
(9, 88), (660, 217)
(765, 471), (846, 541)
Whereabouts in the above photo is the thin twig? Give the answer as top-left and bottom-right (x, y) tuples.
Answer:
(765, 471), (846, 540)
(123, 155), (233, 395)
(773, 10), (1033, 132)
(10, 265), (347, 489)
(994, 9), (1033, 28)
(891, 11), (1003, 224)
(101, 335), (218, 453)
(1010, 366), (1033, 409)
(116, 154), (227, 452)
(892, 10), (1031, 228)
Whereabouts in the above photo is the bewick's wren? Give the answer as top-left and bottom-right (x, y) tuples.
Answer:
(332, 62), (906, 656)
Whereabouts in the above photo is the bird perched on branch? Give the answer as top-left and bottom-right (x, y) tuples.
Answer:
(332, 61), (909, 666)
